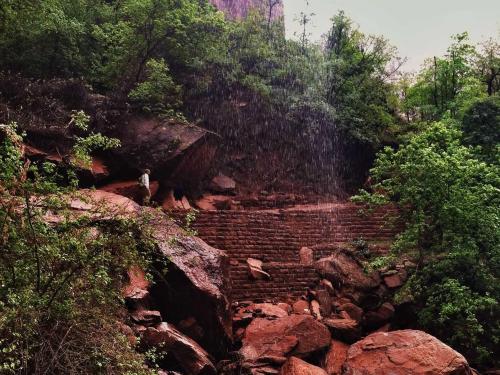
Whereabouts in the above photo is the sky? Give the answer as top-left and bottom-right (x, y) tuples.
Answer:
(284, 0), (500, 71)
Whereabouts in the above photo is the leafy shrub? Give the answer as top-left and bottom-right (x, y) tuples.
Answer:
(462, 95), (500, 161)
(128, 58), (182, 117)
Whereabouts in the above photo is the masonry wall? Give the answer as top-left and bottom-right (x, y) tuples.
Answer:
(178, 204), (401, 301)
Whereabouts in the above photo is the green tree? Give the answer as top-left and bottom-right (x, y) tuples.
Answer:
(324, 11), (401, 147)
(354, 120), (500, 367)
(404, 33), (484, 121)
(128, 58), (182, 116)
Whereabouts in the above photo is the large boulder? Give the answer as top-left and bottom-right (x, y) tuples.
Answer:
(142, 322), (216, 375)
(145, 213), (232, 358)
(343, 330), (473, 375)
(315, 250), (381, 292)
(43, 189), (141, 222)
(110, 117), (216, 188)
(57, 190), (232, 358)
(279, 357), (327, 375)
(241, 315), (331, 361)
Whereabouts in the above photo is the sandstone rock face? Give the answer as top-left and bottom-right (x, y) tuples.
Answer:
(324, 340), (349, 375)
(315, 251), (381, 292)
(65, 189), (140, 217)
(147, 216), (232, 357)
(161, 189), (191, 210)
(122, 266), (150, 305)
(343, 330), (473, 375)
(195, 194), (233, 210)
(241, 315), (331, 361)
(292, 300), (311, 315)
(143, 323), (216, 375)
(209, 0), (284, 21)
(130, 309), (162, 326)
(279, 357), (327, 375)
(22, 144), (108, 183)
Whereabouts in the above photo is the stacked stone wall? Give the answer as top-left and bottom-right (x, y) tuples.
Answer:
(176, 204), (401, 301)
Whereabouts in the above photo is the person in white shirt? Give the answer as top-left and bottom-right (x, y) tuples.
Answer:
(139, 169), (151, 205)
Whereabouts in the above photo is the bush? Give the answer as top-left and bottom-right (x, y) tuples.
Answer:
(128, 58), (182, 116)
(462, 95), (500, 161)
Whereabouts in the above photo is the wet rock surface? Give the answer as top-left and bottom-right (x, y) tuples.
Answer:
(109, 117), (216, 188)
(146, 215), (232, 357)
(343, 330), (473, 375)
(315, 250), (381, 292)
(240, 315), (331, 361)
(143, 323), (216, 375)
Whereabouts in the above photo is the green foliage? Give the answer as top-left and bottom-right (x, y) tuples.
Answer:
(462, 95), (500, 161)
(417, 279), (497, 364)
(403, 33), (496, 123)
(0, 0), (227, 122)
(357, 31), (499, 368)
(354, 120), (500, 367)
(128, 58), (182, 116)
(324, 11), (401, 146)
(0, 123), (154, 374)
(73, 133), (121, 168)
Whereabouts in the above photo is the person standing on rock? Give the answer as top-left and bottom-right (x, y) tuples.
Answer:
(139, 169), (151, 205)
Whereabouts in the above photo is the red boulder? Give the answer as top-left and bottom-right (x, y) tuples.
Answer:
(343, 330), (473, 375)
(241, 315), (331, 361)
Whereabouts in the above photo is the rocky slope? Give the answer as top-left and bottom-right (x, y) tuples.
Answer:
(60, 189), (476, 375)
